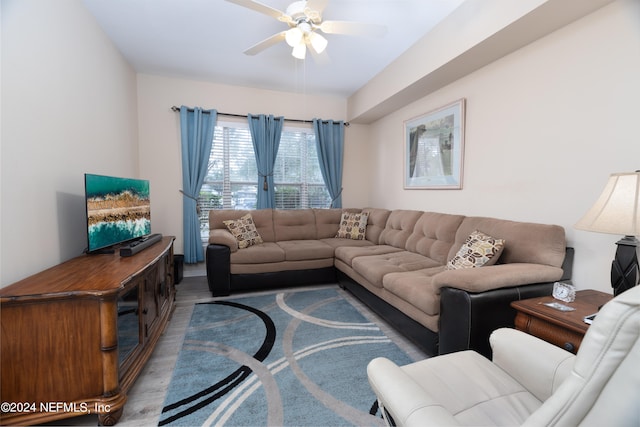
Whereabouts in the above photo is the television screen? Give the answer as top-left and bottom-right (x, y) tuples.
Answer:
(85, 174), (151, 253)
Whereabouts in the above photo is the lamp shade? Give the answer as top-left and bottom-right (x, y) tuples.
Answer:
(574, 172), (640, 236)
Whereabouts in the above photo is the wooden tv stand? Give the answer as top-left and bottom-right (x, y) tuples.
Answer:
(0, 236), (175, 426)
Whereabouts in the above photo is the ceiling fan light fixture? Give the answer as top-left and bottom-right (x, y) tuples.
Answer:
(308, 31), (327, 54)
(285, 27), (303, 47)
(298, 21), (312, 34)
(229, 0), (386, 61)
(292, 42), (306, 59)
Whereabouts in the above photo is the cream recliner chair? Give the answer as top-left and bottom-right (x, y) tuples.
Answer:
(367, 285), (640, 426)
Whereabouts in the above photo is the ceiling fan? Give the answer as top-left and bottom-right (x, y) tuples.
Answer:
(225, 0), (387, 60)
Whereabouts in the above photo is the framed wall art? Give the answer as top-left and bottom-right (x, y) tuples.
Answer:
(404, 99), (465, 189)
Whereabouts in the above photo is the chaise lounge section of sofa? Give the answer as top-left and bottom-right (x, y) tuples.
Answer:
(206, 207), (572, 357)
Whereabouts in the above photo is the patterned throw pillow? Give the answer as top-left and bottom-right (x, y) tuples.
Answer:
(223, 214), (263, 249)
(446, 230), (505, 270)
(335, 212), (369, 240)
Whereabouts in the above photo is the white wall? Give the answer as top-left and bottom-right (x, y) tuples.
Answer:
(0, 0), (139, 286)
(348, 0), (616, 123)
(136, 75), (371, 256)
(367, 0), (640, 292)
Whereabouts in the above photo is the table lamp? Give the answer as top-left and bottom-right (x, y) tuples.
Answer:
(574, 171), (640, 296)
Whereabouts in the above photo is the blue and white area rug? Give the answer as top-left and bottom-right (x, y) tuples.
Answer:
(159, 286), (415, 426)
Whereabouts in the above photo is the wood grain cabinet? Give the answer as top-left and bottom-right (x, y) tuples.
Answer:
(0, 237), (175, 426)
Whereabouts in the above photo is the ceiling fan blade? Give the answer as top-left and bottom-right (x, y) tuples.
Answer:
(304, 0), (329, 22)
(306, 0), (329, 13)
(319, 20), (387, 37)
(243, 31), (287, 55)
(225, 0), (286, 20)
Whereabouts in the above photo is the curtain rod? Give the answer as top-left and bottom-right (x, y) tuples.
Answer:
(170, 106), (349, 126)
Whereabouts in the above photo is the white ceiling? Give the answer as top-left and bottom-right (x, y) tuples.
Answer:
(82, 0), (465, 97)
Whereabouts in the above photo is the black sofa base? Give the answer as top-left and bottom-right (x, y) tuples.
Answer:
(338, 270), (555, 359)
(207, 243), (337, 296)
(228, 268), (336, 295)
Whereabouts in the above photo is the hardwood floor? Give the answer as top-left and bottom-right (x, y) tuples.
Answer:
(46, 275), (426, 426)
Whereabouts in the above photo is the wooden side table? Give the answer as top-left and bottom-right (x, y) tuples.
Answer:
(511, 289), (612, 354)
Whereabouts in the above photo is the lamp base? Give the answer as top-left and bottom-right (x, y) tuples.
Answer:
(611, 235), (640, 296)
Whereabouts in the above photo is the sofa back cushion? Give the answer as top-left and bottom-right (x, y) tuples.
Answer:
(209, 209), (275, 242)
(405, 212), (466, 264)
(362, 208), (392, 243)
(451, 216), (566, 267)
(314, 208), (361, 239)
(273, 209), (316, 241)
(379, 210), (424, 249)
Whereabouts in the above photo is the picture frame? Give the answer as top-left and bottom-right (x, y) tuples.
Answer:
(404, 99), (465, 189)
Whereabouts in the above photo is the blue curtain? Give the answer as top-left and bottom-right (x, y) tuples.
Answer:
(248, 114), (284, 209)
(180, 106), (217, 263)
(313, 119), (345, 208)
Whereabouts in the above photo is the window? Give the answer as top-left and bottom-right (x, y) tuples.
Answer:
(273, 127), (331, 210)
(198, 121), (331, 239)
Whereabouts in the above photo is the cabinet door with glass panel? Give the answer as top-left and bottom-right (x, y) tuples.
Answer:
(117, 282), (142, 371)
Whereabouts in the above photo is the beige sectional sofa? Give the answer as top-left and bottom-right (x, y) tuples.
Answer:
(206, 207), (572, 356)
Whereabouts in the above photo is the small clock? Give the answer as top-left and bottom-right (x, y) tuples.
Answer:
(553, 282), (576, 303)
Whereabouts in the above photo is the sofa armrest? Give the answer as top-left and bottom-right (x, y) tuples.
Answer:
(367, 357), (460, 427)
(433, 247), (574, 293)
(209, 229), (239, 252)
(437, 248), (573, 358)
(433, 263), (564, 293)
(206, 244), (231, 296)
(439, 282), (554, 358)
(490, 328), (575, 402)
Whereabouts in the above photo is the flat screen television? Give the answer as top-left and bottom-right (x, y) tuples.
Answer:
(84, 173), (151, 253)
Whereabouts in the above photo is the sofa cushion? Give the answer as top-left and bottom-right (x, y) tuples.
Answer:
(446, 230), (505, 270)
(352, 251), (442, 288)
(379, 210), (424, 249)
(277, 240), (334, 261)
(405, 212), (465, 264)
(335, 211), (369, 240)
(229, 242), (285, 264)
(223, 213), (264, 249)
(362, 208), (392, 243)
(273, 209), (316, 241)
(210, 209), (275, 242)
(230, 258), (334, 274)
(334, 245), (404, 267)
(320, 237), (375, 250)
(314, 208), (361, 239)
(382, 267), (445, 316)
(451, 217), (566, 268)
